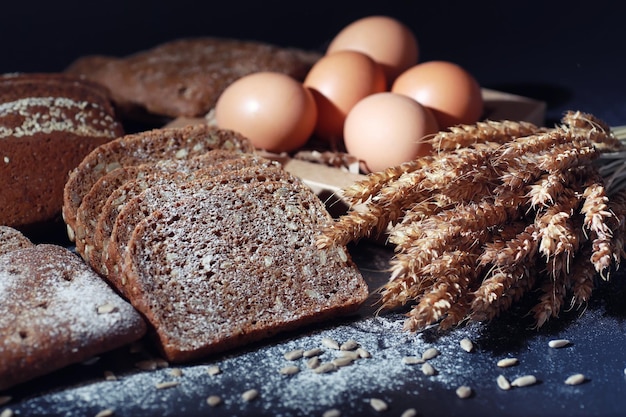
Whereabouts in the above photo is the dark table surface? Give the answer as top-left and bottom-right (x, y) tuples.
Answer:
(2, 1), (626, 416)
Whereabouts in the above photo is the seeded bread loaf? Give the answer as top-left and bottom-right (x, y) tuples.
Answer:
(0, 244), (146, 390)
(0, 73), (124, 228)
(65, 37), (321, 120)
(105, 164), (299, 296)
(62, 123), (253, 242)
(0, 225), (34, 256)
(122, 180), (368, 362)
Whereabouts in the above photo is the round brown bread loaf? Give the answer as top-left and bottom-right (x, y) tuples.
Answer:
(65, 37), (321, 119)
(0, 244), (146, 390)
(62, 123), (254, 242)
(122, 180), (368, 362)
(0, 225), (34, 256)
(0, 73), (124, 228)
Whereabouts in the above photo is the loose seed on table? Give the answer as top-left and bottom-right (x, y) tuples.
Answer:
(340, 339), (359, 351)
(401, 408), (417, 417)
(460, 338), (474, 353)
(511, 375), (537, 387)
(422, 348), (440, 360)
(313, 362), (338, 374)
(303, 347), (323, 358)
(307, 356), (321, 369)
(548, 339), (571, 349)
(340, 350), (361, 360)
(497, 358), (519, 368)
(206, 395), (222, 407)
(370, 398), (388, 412)
(564, 373), (586, 385)
(284, 349), (305, 361)
(155, 381), (180, 390)
(332, 357), (354, 368)
(402, 356), (425, 365)
(456, 385), (472, 399)
(421, 362), (437, 376)
(497, 375), (511, 391)
(356, 347), (371, 359)
(321, 337), (341, 350)
(94, 409), (114, 417)
(322, 408), (341, 417)
(207, 365), (222, 376)
(242, 389), (259, 402)
(279, 365), (300, 375)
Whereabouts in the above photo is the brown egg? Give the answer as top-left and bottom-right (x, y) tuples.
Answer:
(304, 50), (386, 143)
(326, 15), (419, 84)
(343, 92), (439, 173)
(392, 61), (483, 129)
(215, 72), (317, 153)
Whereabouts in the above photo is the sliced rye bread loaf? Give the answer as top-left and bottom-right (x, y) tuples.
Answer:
(0, 244), (146, 390)
(121, 180), (368, 362)
(0, 73), (124, 228)
(105, 164), (299, 296)
(62, 123), (253, 241)
(0, 225), (34, 256)
(92, 152), (279, 277)
(65, 37), (320, 120)
(76, 149), (248, 265)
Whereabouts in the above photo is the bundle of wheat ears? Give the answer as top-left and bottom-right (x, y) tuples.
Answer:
(317, 111), (626, 331)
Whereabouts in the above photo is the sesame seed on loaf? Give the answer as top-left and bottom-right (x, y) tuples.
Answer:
(122, 180), (368, 362)
(0, 73), (124, 228)
(0, 244), (146, 390)
(0, 225), (34, 256)
(62, 123), (254, 242)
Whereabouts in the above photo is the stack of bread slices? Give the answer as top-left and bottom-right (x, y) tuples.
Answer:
(63, 122), (369, 363)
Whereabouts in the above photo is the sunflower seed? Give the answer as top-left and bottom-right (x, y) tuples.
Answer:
(564, 373), (586, 385)
(97, 303), (117, 314)
(314, 362), (337, 374)
(356, 347), (371, 359)
(497, 374), (511, 390)
(369, 398), (388, 412)
(207, 365), (221, 376)
(331, 357), (354, 367)
(307, 356), (321, 369)
(321, 337), (340, 350)
(511, 375), (537, 387)
(421, 362), (437, 376)
(456, 385), (472, 399)
(422, 348), (440, 360)
(402, 356), (425, 365)
(284, 349), (305, 361)
(303, 348), (323, 358)
(279, 365), (300, 375)
(206, 395), (222, 407)
(242, 389), (259, 402)
(155, 381), (179, 389)
(548, 339), (571, 349)
(401, 409), (417, 417)
(497, 357), (519, 368)
(340, 350), (361, 360)
(322, 409), (341, 417)
(460, 338), (474, 353)
(95, 409), (115, 417)
(340, 339), (359, 351)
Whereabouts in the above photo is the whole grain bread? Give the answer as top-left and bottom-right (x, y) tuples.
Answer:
(122, 180), (368, 362)
(0, 73), (124, 228)
(0, 225), (34, 256)
(62, 123), (253, 242)
(105, 163), (299, 296)
(65, 37), (321, 120)
(0, 244), (146, 390)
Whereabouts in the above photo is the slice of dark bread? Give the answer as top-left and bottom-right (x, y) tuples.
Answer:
(121, 180), (368, 362)
(62, 123), (254, 242)
(105, 164), (298, 296)
(0, 73), (124, 228)
(65, 37), (320, 120)
(0, 244), (146, 390)
(0, 225), (34, 256)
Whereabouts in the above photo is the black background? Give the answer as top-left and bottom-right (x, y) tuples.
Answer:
(2, 0), (625, 126)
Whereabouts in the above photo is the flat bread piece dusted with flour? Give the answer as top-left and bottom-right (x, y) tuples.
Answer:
(0, 225), (34, 256)
(0, 73), (124, 227)
(0, 244), (146, 390)
(62, 123), (253, 241)
(122, 180), (368, 362)
(65, 37), (321, 120)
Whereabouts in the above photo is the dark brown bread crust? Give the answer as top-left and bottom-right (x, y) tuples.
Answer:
(122, 181), (368, 362)
(62, 123), (254, 241)
(65, 37), (321, 119)
(0, 225), (34, 256)
(0, 73), (124, 228)
(0, 244), (146, 390)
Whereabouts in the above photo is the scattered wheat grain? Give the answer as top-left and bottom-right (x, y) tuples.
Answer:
(548, 339), (571, 348)
(497, 357), (519, 368)
(402, 356), (425, 365)
(331, 357), (354, 368)
(321, 337), (340, 350)
(94, 409), (115, 417)
(456, 385), (472, 398)
(207, 365), (221, 376)
(497, 375), (511, 391)
(422, 348), (440, 360)
(307, 356), (321, 369)
(303, 348), (323, 358)
(155, 381), (179, 390)
(279, 365), (300, 375)
(421, 362), (437, 376)
(322, 408), (341, 417)
(460, 338), (474, 352)
(565, 373), (586, 385)
(284, 349), (305, 361)
(340, 339), (359, 351)
(401, 408), (417, 417)
(370, 398), (388, 412)
(511, 375), (537, 387)
(206, 395), (222, 407)
(242, 389), (259, 402)
(314, 362), (338, 374)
